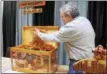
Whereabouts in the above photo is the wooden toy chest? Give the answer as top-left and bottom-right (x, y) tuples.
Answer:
(10, 26), (59, 73)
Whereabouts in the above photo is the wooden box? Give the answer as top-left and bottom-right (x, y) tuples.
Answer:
(10, 26), (59, 73)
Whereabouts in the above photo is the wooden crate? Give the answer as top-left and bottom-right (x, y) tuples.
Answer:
(10, 26), (59, 73)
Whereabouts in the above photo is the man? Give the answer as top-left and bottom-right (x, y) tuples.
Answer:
(33, 2), (95, 74)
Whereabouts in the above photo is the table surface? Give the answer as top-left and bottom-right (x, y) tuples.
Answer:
(1, 57), (69, 73)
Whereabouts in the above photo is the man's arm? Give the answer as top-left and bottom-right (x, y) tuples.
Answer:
(36, 25), (78, 42)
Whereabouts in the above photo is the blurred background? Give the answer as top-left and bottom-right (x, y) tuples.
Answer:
(0, 1), (107, 65)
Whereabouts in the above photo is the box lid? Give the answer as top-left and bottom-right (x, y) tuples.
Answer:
(22, 26), (59, 50)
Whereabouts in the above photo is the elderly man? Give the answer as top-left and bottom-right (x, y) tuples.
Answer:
(33, 2), (95, 74)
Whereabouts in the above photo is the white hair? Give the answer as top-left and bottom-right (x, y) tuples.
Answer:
(59, 2), (79, 18)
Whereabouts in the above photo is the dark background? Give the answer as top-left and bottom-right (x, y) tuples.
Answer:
(88, 1), (107, 47)
(33, 1), (55, 26)
(3, 1), (16, 57)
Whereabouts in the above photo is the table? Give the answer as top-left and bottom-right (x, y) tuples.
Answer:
(1, 57), (69, 73)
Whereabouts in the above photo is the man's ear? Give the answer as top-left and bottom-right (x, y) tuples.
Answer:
(68, 15), (72, 21)
(69, 15), (72, 18)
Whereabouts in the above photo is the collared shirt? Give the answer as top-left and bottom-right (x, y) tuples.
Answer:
(37, 16), (95, 60)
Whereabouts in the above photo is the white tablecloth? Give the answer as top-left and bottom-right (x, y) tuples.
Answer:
(1, 57), (69, 73)
(2, 57), (22, 73)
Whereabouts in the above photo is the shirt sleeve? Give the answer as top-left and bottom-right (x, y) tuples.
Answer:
(37, 25), (79, 42)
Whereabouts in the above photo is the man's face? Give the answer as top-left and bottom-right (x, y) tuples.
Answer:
(60, 12), (72, 24)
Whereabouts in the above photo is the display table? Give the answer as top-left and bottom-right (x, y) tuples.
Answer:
(1, 57), (69, 73)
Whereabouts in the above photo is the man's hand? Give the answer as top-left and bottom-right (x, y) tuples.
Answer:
(32, 28), (40, 35)
(29, 28), (45, 46)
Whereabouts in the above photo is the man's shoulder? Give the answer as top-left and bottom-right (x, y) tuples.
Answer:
(71, 16), (91, 25)
(75, 16), (89, 21)
(65, 16), (91, 27)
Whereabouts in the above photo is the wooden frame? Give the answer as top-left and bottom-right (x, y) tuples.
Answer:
(23, 8), (43, 14)
(19, 1), (46, 8)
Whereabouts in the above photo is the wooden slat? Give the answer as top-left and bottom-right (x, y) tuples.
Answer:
(19, 1), (46, 8)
